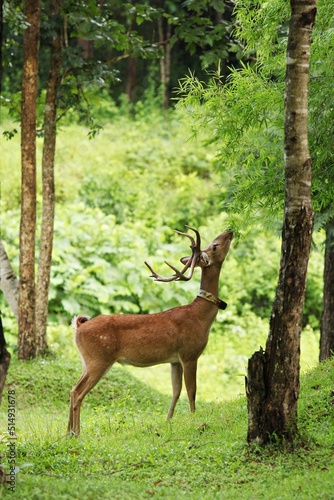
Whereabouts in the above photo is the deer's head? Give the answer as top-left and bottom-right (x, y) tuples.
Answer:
(145, 226), (233, 282)
(187, 229), (233, 270)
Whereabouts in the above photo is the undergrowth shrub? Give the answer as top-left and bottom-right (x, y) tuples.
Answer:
(0, 109), (324, 357)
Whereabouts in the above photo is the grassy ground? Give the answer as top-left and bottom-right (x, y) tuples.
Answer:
(0, 354), (333, 499)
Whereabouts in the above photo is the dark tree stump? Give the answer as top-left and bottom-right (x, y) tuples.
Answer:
(0, 317), (11, 404)
(246, 348), (266, 444)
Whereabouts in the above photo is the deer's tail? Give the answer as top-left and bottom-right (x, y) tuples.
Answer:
(72, 315), (90, 332)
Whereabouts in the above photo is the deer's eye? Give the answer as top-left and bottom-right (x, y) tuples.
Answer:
(212, 244), (217, 251)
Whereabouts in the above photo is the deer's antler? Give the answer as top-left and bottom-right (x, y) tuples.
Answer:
(145, 226), (201, 282)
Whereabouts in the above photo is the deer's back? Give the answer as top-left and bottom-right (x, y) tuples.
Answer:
(75, 305), (211, 366)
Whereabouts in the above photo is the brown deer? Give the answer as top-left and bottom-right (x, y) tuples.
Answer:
(68, 226), (233, 435)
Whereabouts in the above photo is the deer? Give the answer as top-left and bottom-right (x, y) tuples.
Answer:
(68, 226), (233, 435)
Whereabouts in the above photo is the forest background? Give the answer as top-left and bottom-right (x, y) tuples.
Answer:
(1, 0), (331, 373)
(1, 0), (334, 497)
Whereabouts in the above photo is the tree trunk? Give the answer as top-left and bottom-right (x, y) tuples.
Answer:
(246, 0), (317, 445)
(0, 317), (10, 404)
(319, 218), (334, 361)
(18, 0), (41, 360)
(125, 57), (137, 103)
(35, 0), (62, 356)
(0, 240), (19, 322)
(77, 37), (94, 59)
(158, 17), (172, 110)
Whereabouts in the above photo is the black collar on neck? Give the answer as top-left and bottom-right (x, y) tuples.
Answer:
(197, 289), (227, 310)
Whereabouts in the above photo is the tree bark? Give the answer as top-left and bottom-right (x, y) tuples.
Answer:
(125, 57), (137, 103)
(0, 240), (19, 323)
(0, 317), (10, 404)
(319, 218), (334, 360)
(35, 0), (62, 356)
(77, 37), (94, 59)
(158, 17), (172, 110)
(246, 0), (317, 445)
(18, 0), (41, 360)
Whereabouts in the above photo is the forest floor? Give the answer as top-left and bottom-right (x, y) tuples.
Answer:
(0, 351), (333, 499)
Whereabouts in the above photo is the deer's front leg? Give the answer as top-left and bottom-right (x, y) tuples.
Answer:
(183, 360), (198, 413)
(167, 362), (183, 419)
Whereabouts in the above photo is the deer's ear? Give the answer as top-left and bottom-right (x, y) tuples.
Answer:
(200, 251), (210, 267)
(180, 256), (201, 267)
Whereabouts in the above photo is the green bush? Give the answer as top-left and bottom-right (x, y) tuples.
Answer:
(0, 108), (324, 348)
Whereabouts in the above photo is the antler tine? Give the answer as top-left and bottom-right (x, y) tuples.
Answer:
(145, 226), (202, 282)
(173, 226), (200, 249)
(171, 225), (201, 278)
(163, 260), (192, 281)
(185, 225), (201, 249)
(144, 261), (179, 282)
(174, 229), (195, 247)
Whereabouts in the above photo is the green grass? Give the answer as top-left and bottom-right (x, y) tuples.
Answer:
(0, 355), (333, 499)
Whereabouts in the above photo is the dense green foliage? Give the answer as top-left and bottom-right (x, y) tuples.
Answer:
(0, 107), (323, 353)
(0, 0), (331, 491)
(177, 0), (334, 229)
(0, 354), (333, 498)
(2, 0), (240, 116)
(0, 2), (331, 494)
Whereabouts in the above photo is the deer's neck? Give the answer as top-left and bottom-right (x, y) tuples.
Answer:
(199, 265), (221, 298)
(192, 264), (228, 312)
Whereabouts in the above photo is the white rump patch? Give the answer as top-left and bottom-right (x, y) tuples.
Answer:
(71, 316), (79, 332)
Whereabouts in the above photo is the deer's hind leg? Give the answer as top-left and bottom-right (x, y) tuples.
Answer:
(68, 360), (112, 436)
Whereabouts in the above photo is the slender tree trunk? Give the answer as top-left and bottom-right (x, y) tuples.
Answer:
(18, 0), (41, 360)
(0, 240), (19, 322)
(319, 218), (334, 361)
(125, 57), (137, 102)
(164, 23), (172, 109)
(77, 37), (94, 59)
(35, 0), (62, 355)
(0, 317), (10, 404)
(246, 0), (317, 445)
(158, 17), (172, 110)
